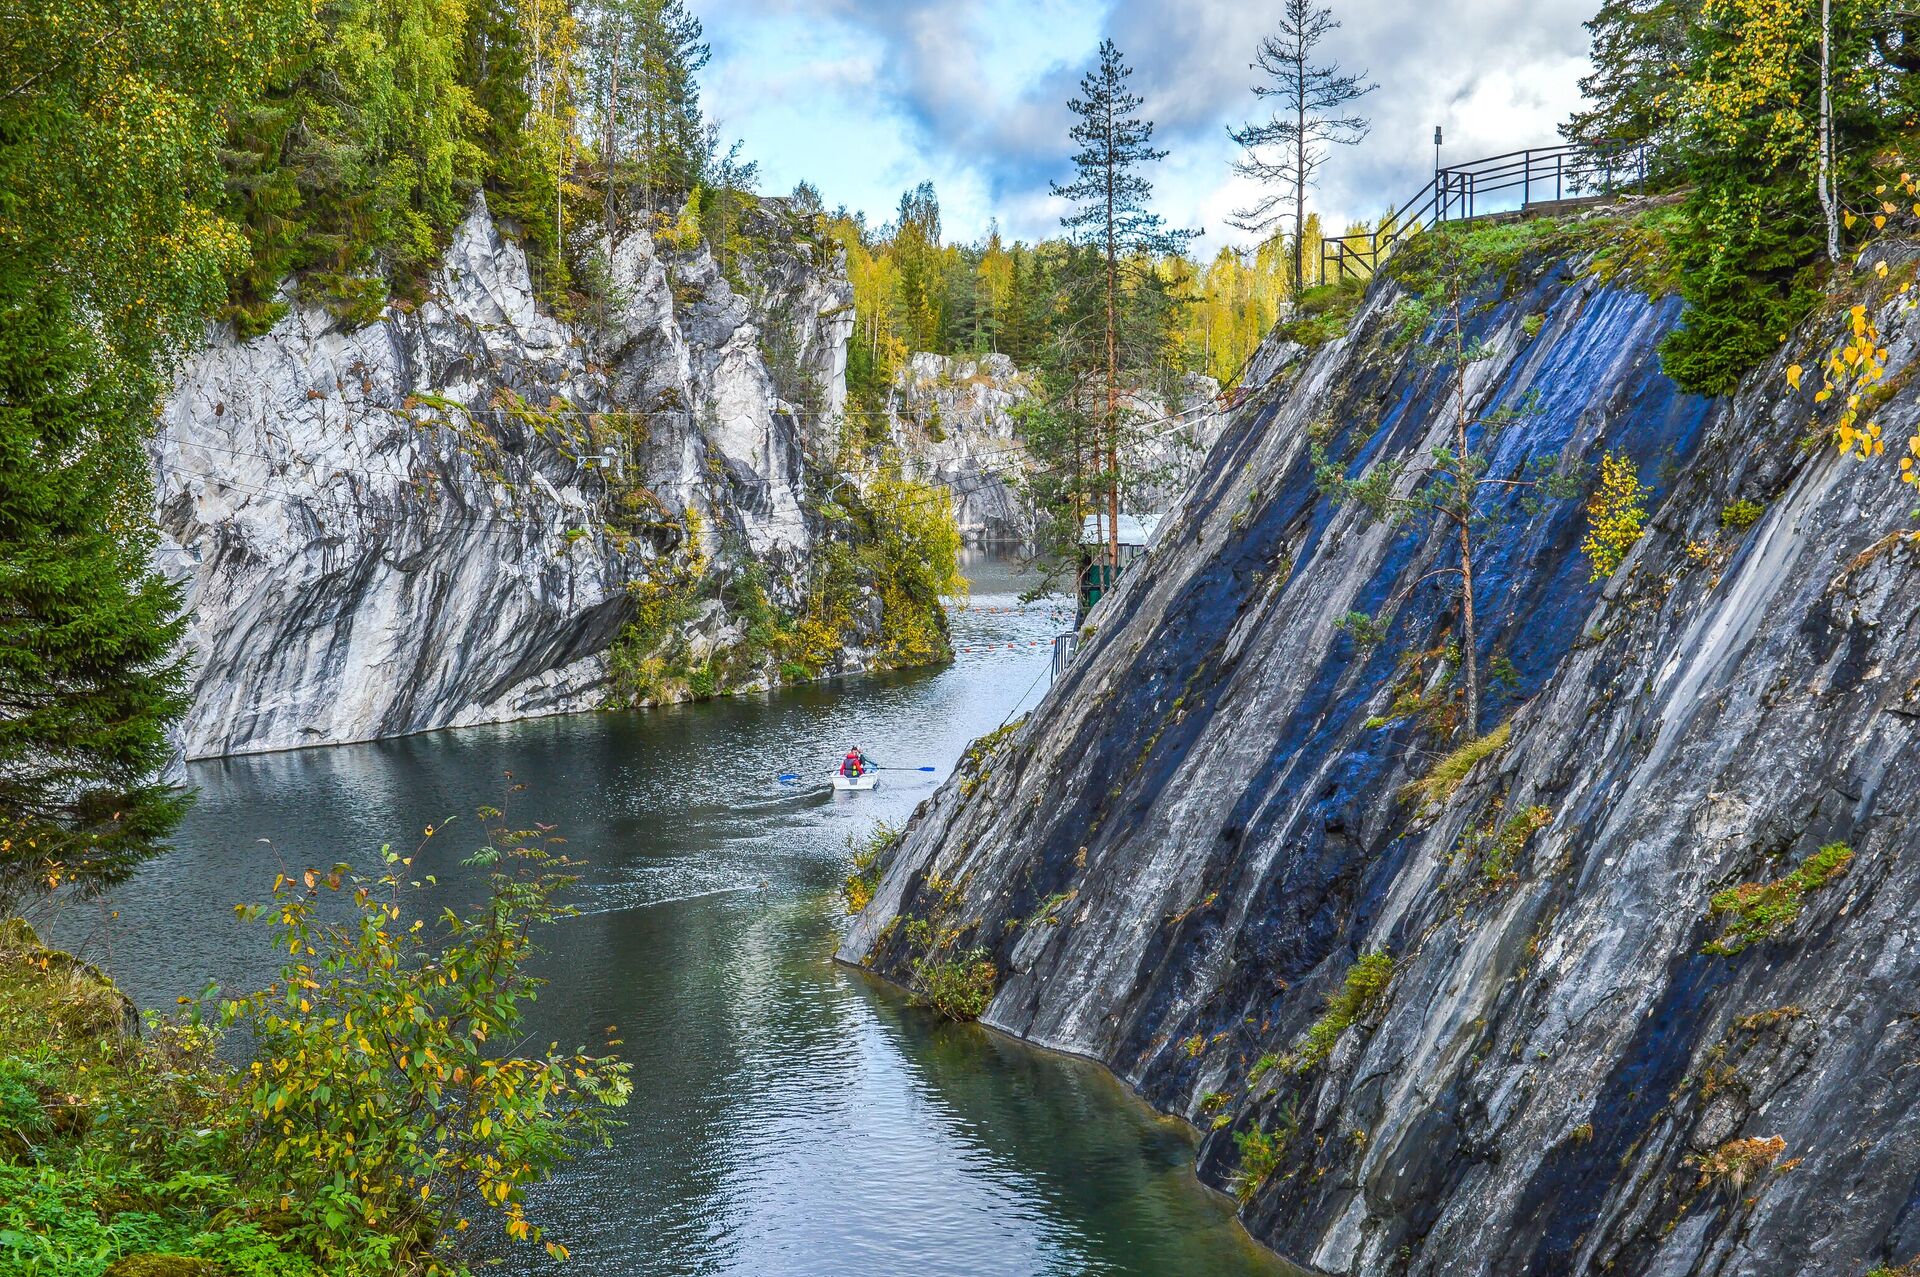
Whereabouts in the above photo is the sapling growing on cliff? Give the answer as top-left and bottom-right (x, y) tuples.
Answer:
(1316, 235), (1583, 736)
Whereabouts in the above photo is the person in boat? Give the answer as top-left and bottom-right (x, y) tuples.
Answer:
(840, 747), (867, 778)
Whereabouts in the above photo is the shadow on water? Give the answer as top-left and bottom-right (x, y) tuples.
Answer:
(60, 551), (1290, 1277)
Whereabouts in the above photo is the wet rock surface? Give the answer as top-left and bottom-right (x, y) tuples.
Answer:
(844, 240), (1920, 1275)
(157, 197), (856, 759)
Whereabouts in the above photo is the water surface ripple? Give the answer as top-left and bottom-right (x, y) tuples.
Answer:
(75, 554), (1285, 1277)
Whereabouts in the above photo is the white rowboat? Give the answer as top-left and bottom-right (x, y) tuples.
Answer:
(832, 772), (879, 792)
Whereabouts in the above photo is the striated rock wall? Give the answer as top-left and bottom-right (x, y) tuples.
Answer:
(157, 197), (858, 759)
(887, 351), (1227, 547)
(845, 226), (1920, 1275)
(887, 352), (1035, 545)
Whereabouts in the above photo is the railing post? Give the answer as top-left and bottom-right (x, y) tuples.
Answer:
(1524, 148), (1531, 209)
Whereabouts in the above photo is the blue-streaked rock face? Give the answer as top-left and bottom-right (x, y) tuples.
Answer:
(845, 233), (1920, 1276)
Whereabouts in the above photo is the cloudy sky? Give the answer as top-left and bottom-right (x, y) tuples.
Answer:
(696, 0), (1599, 257)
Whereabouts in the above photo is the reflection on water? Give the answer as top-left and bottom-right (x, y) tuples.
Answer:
(73, 551), (1287, 1277)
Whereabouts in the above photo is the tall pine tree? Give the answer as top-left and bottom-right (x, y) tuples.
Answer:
(1051, 39), (1196, 570)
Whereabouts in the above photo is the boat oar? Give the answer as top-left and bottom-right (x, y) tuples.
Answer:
(869, 765), (938, 773)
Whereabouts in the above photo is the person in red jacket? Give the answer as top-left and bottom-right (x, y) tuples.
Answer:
(840, 747), (867, 778)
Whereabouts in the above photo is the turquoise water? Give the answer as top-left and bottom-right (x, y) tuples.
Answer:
(73, 555), (1287, 1277)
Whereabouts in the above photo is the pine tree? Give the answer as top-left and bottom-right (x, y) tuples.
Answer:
(1228, 0), (1374, 291)
(587, 0), (709, 232)
(1051, 39), (1197, 571)
(1316, 234), (1582, 738)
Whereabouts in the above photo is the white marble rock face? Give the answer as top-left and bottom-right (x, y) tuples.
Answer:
(155, 197), (856, 759)
(886, 350), (1226, 547)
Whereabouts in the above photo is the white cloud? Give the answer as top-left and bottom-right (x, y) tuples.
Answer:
(695, 0), (1598, 252)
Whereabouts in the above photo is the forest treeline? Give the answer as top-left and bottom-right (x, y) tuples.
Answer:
(829, 184), (1328, 408)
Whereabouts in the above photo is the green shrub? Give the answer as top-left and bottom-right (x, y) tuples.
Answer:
(1281, 277), (1367, 346)
(0, 923), (321, 1277)
(1233, 1123), (1286, 1203)
(914, 949), (996, 1021)
(842, 821), (899, 914)
(220, 816), (631, 1269)
(1463, 805), (1554, 888)
(1702, 842), (1854, 956)
(1294, 951), (1395, 1073)
(961, 719), (1022, 771)
(1403, 722), (1512, 807)
(1719, 499), (1765, 531)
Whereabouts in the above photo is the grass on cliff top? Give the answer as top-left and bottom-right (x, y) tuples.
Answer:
(1279, 276), (1368, 347)
(1402, 721), (1512, 808)
(1383, 202), (1687, 303)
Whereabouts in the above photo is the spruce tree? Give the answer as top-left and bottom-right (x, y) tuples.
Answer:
(0, 283), (190, 914)
(1, 0), (298, 911)
(1561, 0), (1698, 166)
(892, 182), (946, 354)
(1659, 0), (1882, 395)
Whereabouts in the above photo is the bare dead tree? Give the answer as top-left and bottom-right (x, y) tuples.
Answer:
(1228, 0), (1375, 291)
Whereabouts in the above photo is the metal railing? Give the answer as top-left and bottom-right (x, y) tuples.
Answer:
(1320, 141), (1648, 283)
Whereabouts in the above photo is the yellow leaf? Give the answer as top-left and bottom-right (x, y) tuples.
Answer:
(1875, 215), (1888, 230)
(1786, 363), (1803, 390)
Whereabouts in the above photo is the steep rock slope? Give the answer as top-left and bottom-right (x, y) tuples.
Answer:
(158, 198), (862, 759)
(845, 226), (1920, 1275)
